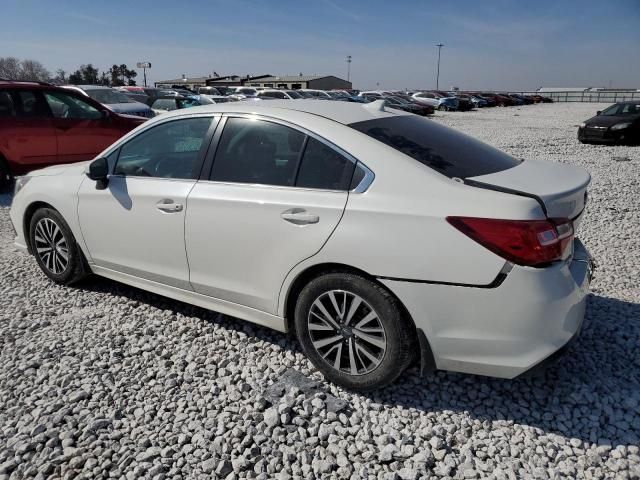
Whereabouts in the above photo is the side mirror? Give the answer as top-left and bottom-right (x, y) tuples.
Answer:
(101, 109), (111, 120)
(596, 111), (601, 115)
(87, 157), (109, 189)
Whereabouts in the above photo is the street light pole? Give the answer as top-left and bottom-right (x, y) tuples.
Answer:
(346, 55), (352, 83)
(436, 43), (444, 90)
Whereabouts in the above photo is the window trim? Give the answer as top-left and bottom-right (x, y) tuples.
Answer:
(202, 113), (374, 193)
(108, 115), (219, 181)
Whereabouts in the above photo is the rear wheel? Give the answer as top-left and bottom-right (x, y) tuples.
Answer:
(29, 208), (86, 285)
(294, 273), (415, 391)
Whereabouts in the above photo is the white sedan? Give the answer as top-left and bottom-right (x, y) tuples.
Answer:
(9, 100), (594, 391)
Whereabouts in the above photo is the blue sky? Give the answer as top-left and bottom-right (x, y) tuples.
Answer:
(2, 0), (639, 90)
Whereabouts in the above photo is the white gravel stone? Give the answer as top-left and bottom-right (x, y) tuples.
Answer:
(0, 103), (638, 479)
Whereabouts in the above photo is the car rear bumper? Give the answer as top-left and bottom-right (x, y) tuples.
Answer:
(380, 239), (593, 379)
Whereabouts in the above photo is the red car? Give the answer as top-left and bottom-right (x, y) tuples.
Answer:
(479, 92), (515, 107)
(0, 81), (146, 189)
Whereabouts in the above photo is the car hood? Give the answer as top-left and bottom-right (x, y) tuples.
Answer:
(585, 114), (640, 127)
(105, 102), (151, 114)
(28, 161), (92, 177)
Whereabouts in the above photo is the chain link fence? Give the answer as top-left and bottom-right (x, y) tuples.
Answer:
(511, 90), (640, 103)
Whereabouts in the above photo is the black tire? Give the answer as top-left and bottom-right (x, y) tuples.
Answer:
(0, 158), (12, 192)
(294, 273), (415, 391)
(29, 208), (86, 285)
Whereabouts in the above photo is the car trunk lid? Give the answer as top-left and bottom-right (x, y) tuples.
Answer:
(465, 159), (590, 220)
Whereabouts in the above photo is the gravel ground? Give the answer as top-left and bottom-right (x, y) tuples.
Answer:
(0, 103), (638, 480)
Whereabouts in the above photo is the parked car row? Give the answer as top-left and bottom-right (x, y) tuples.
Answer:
(359, 90), (553, 111)
(1, 78), (624, 192)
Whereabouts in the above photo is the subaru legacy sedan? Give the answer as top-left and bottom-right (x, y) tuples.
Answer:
(10, 100), (593, 391)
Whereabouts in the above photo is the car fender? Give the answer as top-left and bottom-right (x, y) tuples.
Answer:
(11, 171), (90, 261)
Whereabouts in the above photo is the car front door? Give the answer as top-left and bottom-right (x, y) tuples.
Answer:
(185, 116), (358, 314)
(78, 115), (217, 289)
(43, 90), (123, 163)
(0, 89), (58, 174)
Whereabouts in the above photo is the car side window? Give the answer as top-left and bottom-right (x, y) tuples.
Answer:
(15, 91), (47, 117)
(114, 117), (213, 179)
(0, 90), (15, 117)
(211, 118), (306, 186)
(43, 91), (102, 120)
(296, 137), (356, 191)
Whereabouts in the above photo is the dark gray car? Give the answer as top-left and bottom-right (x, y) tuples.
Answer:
(63, 85), (154, 118)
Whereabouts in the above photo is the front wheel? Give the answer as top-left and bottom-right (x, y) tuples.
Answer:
(294, 273), (415, 391)
(29, 208), (86, 285)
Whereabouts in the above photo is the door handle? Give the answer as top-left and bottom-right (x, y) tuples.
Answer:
(156, 199), (183, 213)
(281, 208), (319, 225)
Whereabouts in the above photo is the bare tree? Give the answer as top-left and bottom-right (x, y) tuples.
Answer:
(52, 69), (67, 84)
(0, 57), (22, 79)
(19, 59), (50, 82)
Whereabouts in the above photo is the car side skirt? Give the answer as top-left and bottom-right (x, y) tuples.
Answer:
(91, 265), (287, 332)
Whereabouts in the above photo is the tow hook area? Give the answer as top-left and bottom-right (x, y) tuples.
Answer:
(574, 256), (596, 283)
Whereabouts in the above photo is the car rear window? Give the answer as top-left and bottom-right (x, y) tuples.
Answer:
(348, 115), (521, 179)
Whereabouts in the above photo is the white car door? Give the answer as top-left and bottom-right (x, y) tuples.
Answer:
(185, 116), (360, 313)
(78, 116), (216, 289)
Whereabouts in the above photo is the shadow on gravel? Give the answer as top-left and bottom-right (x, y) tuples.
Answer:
(78, 276), (640, 448)
(0, 192), (12, 208)
(375, 294), (640, 449)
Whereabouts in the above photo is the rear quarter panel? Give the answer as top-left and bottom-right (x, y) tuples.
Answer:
(276, 124), (546, 316)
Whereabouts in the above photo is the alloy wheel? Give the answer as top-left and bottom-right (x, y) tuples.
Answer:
(34, 218), (69, 275)
(307, 290), (387, 376)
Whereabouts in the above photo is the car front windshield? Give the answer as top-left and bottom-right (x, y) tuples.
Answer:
(86, 89), (134, 104)
(390, 96), (410, 104)
(286, 91), (302, 98)
(600, 103), (639, 115)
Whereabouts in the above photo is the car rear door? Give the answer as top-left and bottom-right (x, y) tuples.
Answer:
(0, 89), (57, 174)
(43, 90), (123, 163)
(185, 115), (357, 314)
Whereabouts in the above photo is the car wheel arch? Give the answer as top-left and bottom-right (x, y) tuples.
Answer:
(23, 201), (58, 254)
(283, 262), (436, 375)
(283, 263), (416, 333)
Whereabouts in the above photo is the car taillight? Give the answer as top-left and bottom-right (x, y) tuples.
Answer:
(446, 217), (574, 267)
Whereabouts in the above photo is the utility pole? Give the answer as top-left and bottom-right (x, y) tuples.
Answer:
(436, 43), (444, 90)
(346, 55), (352, 83)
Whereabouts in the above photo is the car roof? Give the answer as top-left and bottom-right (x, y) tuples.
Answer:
(154, 99), (407, 125)
(0, 80), (57, 89)
(65, 85), (113, 90)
